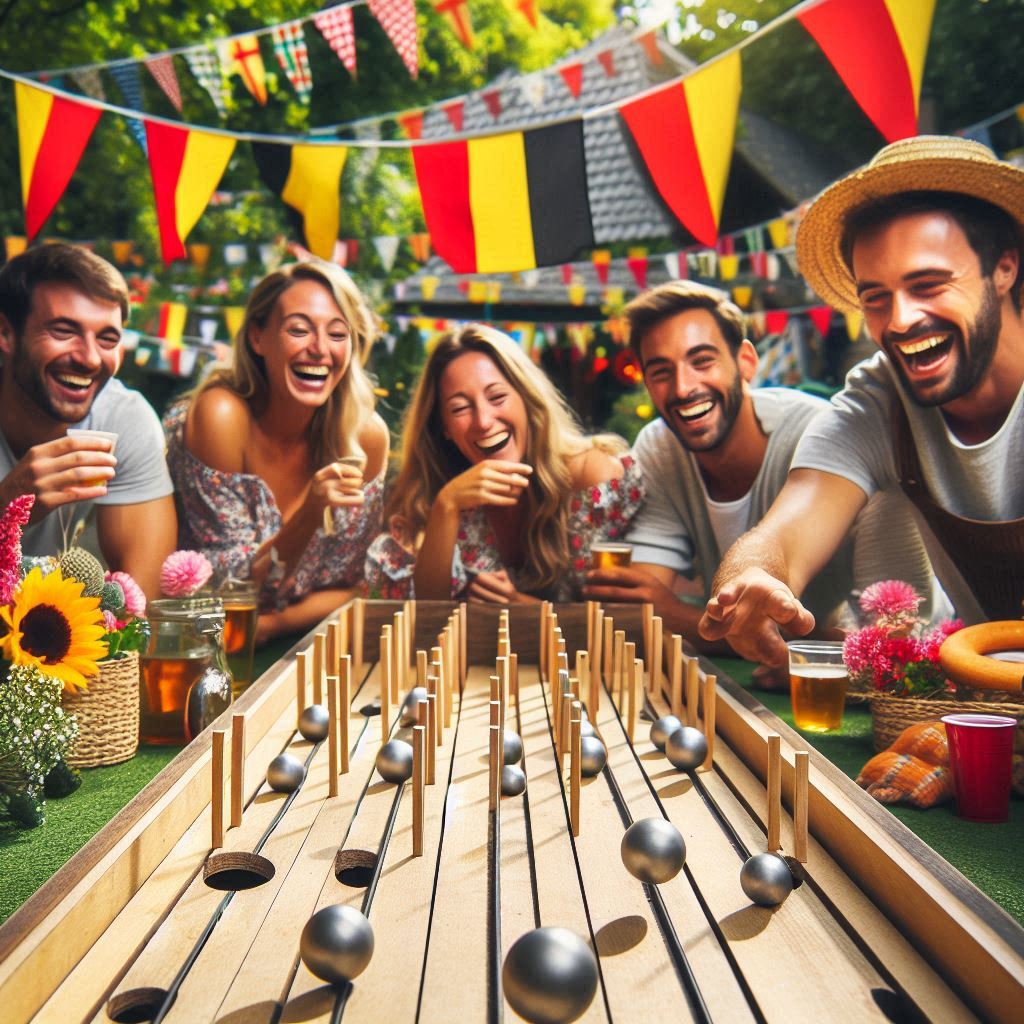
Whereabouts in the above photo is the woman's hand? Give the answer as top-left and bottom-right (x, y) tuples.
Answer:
(467, 569), (539, 605)
(308, 461), (365, 515)
(438, 460), (532, 515)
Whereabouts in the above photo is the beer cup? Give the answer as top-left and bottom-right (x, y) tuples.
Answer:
(941, 714), (1015, 823)
(67, 428), (118, 488)
(591, 543), (633, 570)
(786, 640), (848, 732)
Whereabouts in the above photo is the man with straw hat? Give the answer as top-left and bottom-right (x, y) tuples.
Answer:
(699, 136), (1024, 666)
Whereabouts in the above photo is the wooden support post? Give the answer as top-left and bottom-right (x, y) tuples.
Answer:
(489, 723), (501, 812)
(295, 651), (308, 728)
(230, 713), (244, 829)
(426, 691), (437, 785)
(511, 652), (520, 709)
(211, 729), (226, 850)
(327, 674), (339, 798)
(380, 627), (391, 742)
(339, 655), (351, 774)
(312, 632), (325, 706)
(570, 703), (582, 837)
(628, 657), (641, 743)
(702, 674), (717, 773)
(413, 724), (425, 857)
(685, 657), (700, 729)
(670, 634), (683, 720)
(352, 597), (364, 673)
(602, 615), (614, 683)
(650, 616), (663, 696)
(794, 750), (810, 863)
(767, 732), (782, 852)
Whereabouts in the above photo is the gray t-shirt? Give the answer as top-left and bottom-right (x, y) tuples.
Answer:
(793, 352), (1024, 619)
(0, 378), (173, 558)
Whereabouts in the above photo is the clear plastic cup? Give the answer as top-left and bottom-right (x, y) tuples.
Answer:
(787, 640), (848, 732)
(67, 428), (118, 488)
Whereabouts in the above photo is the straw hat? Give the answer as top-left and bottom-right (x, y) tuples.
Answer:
(796, 136), (1024, 313)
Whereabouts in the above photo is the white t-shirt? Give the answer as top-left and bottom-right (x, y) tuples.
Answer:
(701, 482), (754, 557)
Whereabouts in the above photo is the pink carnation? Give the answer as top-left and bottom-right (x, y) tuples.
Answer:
(102, 609), (120, 632)
(105, 570), (146, 617)
(0, 494), (34, 605)
(160, 550), (213, 598)
(843, 625), (887, 682)
(859, 580), (921, 624)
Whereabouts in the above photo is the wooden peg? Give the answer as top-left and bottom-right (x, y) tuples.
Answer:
(380, 628), (391, 742)
(623, 640), (636, 710)
(650, 616), (663, 696)
(211, 729), (226, 850)
(339, 655), (351, 774)
(602, 615), (614, 683)
(767, 732), (782, 852)
(497, 657), (509, 713)
(406, 599), (416, 661)
(352, 597), (365, 673)
(613, 631), (626, 706)
(295, 650), (308, 729)
(489, 725), (501, 812)
(702, 674), (717, 772)
(794, 750), (810, 864)
(230, 713), (244, 829)
(417, 649), (428, 691)
(491, 675), (504, 732)
(426, 692), (437, 785)
(670, 635), (683, 719)
(413, 724), (425, 857)
(570, 703), (582, 837)
(511, 652), (520, 708)
(591, 608), (603, 715)
(459, 602), (468, 689)
(642, 602), (654, 677)
(685, 657), (700, 729)
(313, 632), (325, 705)
(326, 621), (339, 682)
(443, 630), (455, 728)
(337, 602), (350, 661)
(393, 610), (405, 697)
(628, 657), (641, 743)
(431, 647), (444, 736)
(561, 692), (573, 767)
(327, 674), (339, 798)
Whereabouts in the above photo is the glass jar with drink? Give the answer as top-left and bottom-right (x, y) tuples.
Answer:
(218, 578), (259, 698)
(786, 640), (848, 732)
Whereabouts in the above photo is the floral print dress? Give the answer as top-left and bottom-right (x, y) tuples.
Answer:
(366, 454), (644, 601)
(164, 402), (384, 611)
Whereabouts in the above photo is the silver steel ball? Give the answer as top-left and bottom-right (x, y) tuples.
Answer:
(502, 764), (527, 797)
(665, 726), (708, 771)
(620, 817), (686, 884)
(502, 926), (598, 1024)
(376, 739), (414, 783)
(580, 735), (607, 777)
(650, 714), (683, 751)
(580, 718), (597, 739)
(503, 729), (524, 765)
(267, 752), (306, 793)
(300, 904), (375, 985)
(740, 852), (795, 907)
(298, 704), (330, 742)
(399, 687), (429, 727)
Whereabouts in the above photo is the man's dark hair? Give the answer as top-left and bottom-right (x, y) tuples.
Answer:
(840, 191), (1024, 312)
(625, 280), (746, 364)
(0, 243), (130, 336)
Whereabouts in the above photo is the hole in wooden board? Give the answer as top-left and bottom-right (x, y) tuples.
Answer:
(203, 851), (275, 891)
(782, 856), (806, 890)
(335, 847), (378, 886)
(871, 987), (930, 1024)
(106, 987), (171, 1023)
(360, 700), (381, 718)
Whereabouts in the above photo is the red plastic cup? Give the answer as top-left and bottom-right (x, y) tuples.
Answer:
(941, 714), (1016, 823)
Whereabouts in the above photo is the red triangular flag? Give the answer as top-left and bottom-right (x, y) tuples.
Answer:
(443, 100), (465, 132)
(638, 31), (662, 66)
(627, 255), (648, 290)
(145, 55), (183, 113)
(515, 0), (538, 29)
(561, 264), (573, 285)
(559, 64), (584, 99)
(592, 250), (611, 286)
(749, 251), (768, 278)
(808, 306), (833, 337)
(482, 89), (502, 120)
(398, 111), (424, 140)
(433, 0), (475, 49)
(765, 311), (790, 334)
(369, 0), (419, 78)
(597, 50), (616, 77)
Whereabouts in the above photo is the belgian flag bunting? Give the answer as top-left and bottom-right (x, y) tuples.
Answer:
(16, 83), (102, 240)
(251, 142), (348, 261)
(146, 122), (236, 265)
(412, 120), (594, 274)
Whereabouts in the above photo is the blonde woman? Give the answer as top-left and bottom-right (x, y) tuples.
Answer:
(367, 324), (644, 602)
(164, 261), (388, 643)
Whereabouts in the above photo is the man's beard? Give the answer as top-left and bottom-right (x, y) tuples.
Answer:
(664, 371), (744, 453)
(9, 338), (108, 423)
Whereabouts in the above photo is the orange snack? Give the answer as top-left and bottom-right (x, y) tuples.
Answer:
(856, 750), (953, 808)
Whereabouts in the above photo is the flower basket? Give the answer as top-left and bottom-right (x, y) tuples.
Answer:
(62, 651), (140, 768)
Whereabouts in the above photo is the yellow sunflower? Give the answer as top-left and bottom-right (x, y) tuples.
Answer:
(1, 567), (108, 692)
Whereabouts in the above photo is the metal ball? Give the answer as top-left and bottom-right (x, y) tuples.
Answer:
(503, 729), (524, 765)
(267, 752), (306, 793)
(300, 904), (375, 985)
(502, 926), (598, 1024)
(665, 726), (708, 771)
(620, 817), (686, 885)
(298, 704), (330, 742)
(580, 718), (597, 739)
(376, 739), (414, 783)
(650, 714), (683, 751)
(502, 764), (527, 797)
(580, 736), (607, 778)
(399, 687), (429, 727)
(740, 852), (795, 907)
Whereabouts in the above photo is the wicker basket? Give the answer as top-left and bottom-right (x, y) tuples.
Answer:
(868, 691), (1024, 752)
(63, 651), (140, 768)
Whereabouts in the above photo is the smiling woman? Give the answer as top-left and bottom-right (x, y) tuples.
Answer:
(162, 261), (389, 644)
(366, 324), (645, 604)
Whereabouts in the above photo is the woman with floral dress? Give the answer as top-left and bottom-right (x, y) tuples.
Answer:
(366, 324), (643, 603)
(165, 261), (388, 643)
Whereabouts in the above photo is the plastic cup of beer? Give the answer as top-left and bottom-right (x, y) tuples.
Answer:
(591, 543), (632, 570)
(786, 640), (848, 732)
(66, 428), (117, 488)
(218, 578), (259, 698)
(940, 713), (1015, 823)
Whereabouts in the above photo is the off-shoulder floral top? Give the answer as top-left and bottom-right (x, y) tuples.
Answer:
(164, 401), (384, 612)
(365, 454), (644, 602)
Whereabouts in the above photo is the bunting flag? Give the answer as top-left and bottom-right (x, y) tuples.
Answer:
(185, 47), (229, 117)
(369, 0), (420, 78)
(560, 264), (573, 285)
(222, 34), (268, 105)
(109, 63), (147, 153)
(799, 0), (936, 143)
(413, 120), (594, 274)
(482, 89), (502, 120)
(273, 22), (314, 101)
(767, 217), (789, 248)
(16, 83), (102, 240)
(146, 122), (236, 264)
(520, 75), (546, 110)
(765, 310), (790, 334)
(314, 5), (357, 78)
(157, 301), (187, 347)
(808, 306), (833, 337)
(620, 52), (742, 246)
(146, 54), (183, 113)
(638, 32), (662, 66)
(408, 232), (431, 262)
(627, 249), (648, 289)
(224, 306), (246, 340)
(846, 311), (864, 340)
(442, 100), (465, 132)
(433, 0), (475, 49)
(70, 68), (105, 101)
(719, 254), (739, 280)
(398, 111), (424, 140)
(597, 50), (616, 77)
(663, 252), (680, 279)
(592, 249), (611, 285)
(374, 235), (400, 271)
(559, 64), (584, 99)
(513, 0), (538, 29)
(252, 142), (348, 261)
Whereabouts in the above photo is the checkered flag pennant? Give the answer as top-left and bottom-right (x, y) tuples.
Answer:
(368, 0), (419, 79)
(145, 54), (183, 112)
(273, 21), (314, 101)
(185, 45), (229, 117)
(314, 5), (357, 77)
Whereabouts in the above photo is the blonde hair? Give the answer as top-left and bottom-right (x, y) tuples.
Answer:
(387, 324), (625, 594)
(197, 260), (379, 466)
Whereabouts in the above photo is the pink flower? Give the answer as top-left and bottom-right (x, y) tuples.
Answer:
(921, 618), (964, 661)
(102, 609), (120, 632)
(0, 494), (34, 605)
(105, 570), (146, 617)
(160, 550), (213, 598)
(859, 580), (921, 625)
(843, 625), (887, 682)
